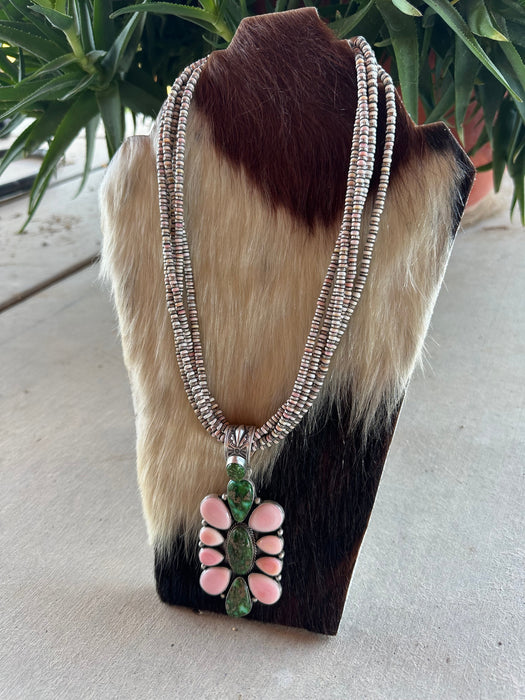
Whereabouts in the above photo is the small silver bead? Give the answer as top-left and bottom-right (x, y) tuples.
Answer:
(254, 497), (261, 505)
(277, 529), (283, 536)
(278, 552), (285, 560)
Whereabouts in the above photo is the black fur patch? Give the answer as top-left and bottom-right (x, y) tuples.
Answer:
(155, 395), (400, 635)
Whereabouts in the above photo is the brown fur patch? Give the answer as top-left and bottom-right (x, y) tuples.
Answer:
(195, 8), (415, 229)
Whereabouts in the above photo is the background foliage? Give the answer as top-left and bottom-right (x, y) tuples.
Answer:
(0, 0), (524, 226)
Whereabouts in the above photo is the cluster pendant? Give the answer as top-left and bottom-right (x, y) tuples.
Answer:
(198, 428), (284, 617)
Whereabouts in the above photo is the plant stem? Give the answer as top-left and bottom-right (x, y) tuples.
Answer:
(65, 28), (97, 75)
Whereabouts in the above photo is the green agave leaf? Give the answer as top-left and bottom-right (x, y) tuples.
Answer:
(76, 114), (100, 196)
(508, 116), (523, 162)
(377, 0), (419, 121)
(17, 46), (25, 82)
(199, 0), (216, 13)
(0, 113), (25, 137)
(119, 14), (147, 76)
(502, 19), (525, 48)
(0, 22), (65, 60)
(110, 3), (227, 39)
(0, 119), (35, 179)
(59, 73), (97, 101)
(26, 52), (78, 80)
(28, 4), (75, 32)
(422, 0), (520, 100)
(24, 100), (70, 153)
(499, 41), (525, 95)
(330, 0), (375, 38)
(101, 7), (149, 83)
(391, 0), (422, 18)
(464, 0), (508, 41)
(0, 77), (51, 102)
(119, 80), (163, 116)
(0, 47), (18, 80)
(2, 18), (57, 40)
(424, 80), (454, 123)
(7, 0), (70, 42)
(0, 74), (80, 120)
(217, 0), (241, 35)
(475, 70), (506, 139)
(499, 0), (525, 27)
(93, 0), (115, 51)
(492, 97), (516, 190)
(454, 35), (480, 142)
(96, 83), (123, 157)
(509, 143), (524, 223)
(275, 0), (287, 10)
(29, 90), (99, 215)
(490, 45), (525, 123)
(72, 0), (95, 52)
(422, 5), (436, 27)
(2, 2), (20, 21)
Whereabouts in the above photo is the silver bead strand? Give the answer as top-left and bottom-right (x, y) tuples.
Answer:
(157, 37), (397, 454)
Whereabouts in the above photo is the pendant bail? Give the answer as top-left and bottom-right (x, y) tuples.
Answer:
(224, 425), (256, 465)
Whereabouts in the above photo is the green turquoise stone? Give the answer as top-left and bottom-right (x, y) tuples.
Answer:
(225, 577), (252, 617)
(227, 479), (254, 523)
(226, 524), (255, 575)
(226, 461), (246, 481)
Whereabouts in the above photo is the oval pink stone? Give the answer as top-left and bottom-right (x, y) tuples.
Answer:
(248, 573), (282, 605)
(256, 556), (282, 577)
(248, 501), (284, 533)
(200, 495), (232, 530)
(199, 548), (224, 567)
(199, 526), (224, 547)
(256, 535), (284, 555)
(199, 567), (231, 595)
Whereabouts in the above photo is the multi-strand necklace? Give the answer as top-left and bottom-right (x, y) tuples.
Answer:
(157, 36), (396, 618)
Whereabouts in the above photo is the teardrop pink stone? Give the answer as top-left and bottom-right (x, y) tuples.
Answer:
(248, 573), (282, 605)
(256, 535), (284, 555)
(200, 495), (232, 530)
(256, 556), (282, 577)
(199, 548), (224, 567)
(199, 526), (224, 547)
(248, 501), (284, 533)
(199, 567), (231, 595)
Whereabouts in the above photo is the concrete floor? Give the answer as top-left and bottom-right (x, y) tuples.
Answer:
(0, 171), (523, 698)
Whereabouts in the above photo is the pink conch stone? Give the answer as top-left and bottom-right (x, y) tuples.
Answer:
(248, 501), (284, 533)
(200, 495), (232, 530)
(199, 526), (224, 547)
(256, 556), (282, 577)
(248, 573), (282, 605)
(199, 548), (224, 567)
(256, 535), (284, 555)
(199, 567), (231, 595)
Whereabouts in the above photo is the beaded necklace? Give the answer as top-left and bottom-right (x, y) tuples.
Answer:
(157, 36), (396, 618)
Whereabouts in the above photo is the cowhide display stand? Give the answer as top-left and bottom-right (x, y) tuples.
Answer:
(100, 8), (474, 635)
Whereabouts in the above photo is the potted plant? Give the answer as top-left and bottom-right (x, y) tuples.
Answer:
(0, 0), (524, 227)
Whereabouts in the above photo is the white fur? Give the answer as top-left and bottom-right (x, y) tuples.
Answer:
(100, 109), (459, 551)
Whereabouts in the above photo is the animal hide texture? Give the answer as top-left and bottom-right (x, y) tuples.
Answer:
(100, 8), (474, 634)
